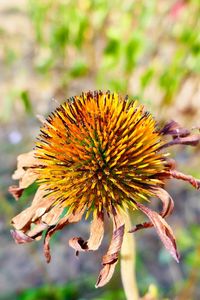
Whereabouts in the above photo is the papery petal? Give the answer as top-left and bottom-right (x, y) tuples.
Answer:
(69, 211), (104, 253)
(95, 213), (124, 288)
(11, 189), (55, 231)
(160, 120), (190, 137)
(12, 151), (39, 189)
(153, 187), (174, 218)
(160, 121), (200, 149)
(134, 202), (179, 262)
(8, 185), (24, 200)
(130, 187), (174, 232)
(44, 206), (86, 263)
(42, 205), (64, 226)
(28, 223), (49, 240)
(169, 170), (200, 190)
(11, 230), (34, 244)
(161, 135), (200, 149)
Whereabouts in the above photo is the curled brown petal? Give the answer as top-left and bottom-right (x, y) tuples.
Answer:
(160, 120), (190, 137)
(95, 214), (125, 288)
(44, 206), (85, 263)
(159, 120), (200, 149)
(8, 185), (24, 200)
(132, 202), (179, 262)
(130, 187), (174, 232)
(152, 187), (174, 218)
(11, 230), (34, 244)
(12, 151), (39, 189)
(69, 211), (104, 253)
(11, 193), (56, 231)
(169, 170), (200, 190)
(161, 134), (200, 149)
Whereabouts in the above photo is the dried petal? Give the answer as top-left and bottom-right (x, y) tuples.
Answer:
(160, 121), (200, 149)
(32, 185), (49, 205)
(152, 187), (174, 218)
(11, 191), (55, 231)
(44, 206), (85, 263)
(69, 211), (104, 253)
(130, 187), (174, 232)
(95, 214), (125, 288)
(134, 202), (179, 262)
(11, 230), (34, 244)
(42, 205), (64, 226)
(169, 170), (200, 190)
(161, 134), (200, 149)
(160, 120), (190, 137)
(28, 222), (49, 240)
(12, 151), (39, 189)
(8, 185), (24, 200)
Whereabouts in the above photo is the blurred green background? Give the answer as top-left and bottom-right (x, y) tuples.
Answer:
(0, 0), (200, 299)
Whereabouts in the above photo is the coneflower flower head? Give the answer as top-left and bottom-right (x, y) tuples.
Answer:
(9, 91), (200, 287)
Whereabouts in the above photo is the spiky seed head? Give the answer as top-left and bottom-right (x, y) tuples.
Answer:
(35, 90), (168, 215)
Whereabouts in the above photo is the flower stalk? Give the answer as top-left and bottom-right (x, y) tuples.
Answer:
(121, 211), (139, 300)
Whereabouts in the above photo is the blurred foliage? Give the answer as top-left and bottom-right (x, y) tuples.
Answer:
(28, 0), (200, 101)
(1, 0), (200, 120)
(0, 0), (200, 299)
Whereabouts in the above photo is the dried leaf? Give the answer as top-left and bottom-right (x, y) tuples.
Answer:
(69, 211), (104, 253)
(95, 214), (125, 288)
(134, 202), (179, 262)
(44, 206), (85, 263)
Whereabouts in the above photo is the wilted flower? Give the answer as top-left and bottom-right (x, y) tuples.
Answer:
(9, 90), (200, 287)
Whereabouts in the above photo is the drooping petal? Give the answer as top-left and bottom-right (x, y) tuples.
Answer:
(42, 205), (64, 226)
(8, 185), (24, 200)
(95, 213), (125, 288)
(153, 187), (174, 218)
(130, 187), (174, 232)
(44, 206), (86, 263)
(69, 211), (104, 253)
(160, 120), (191, 137)
(12, 151), (39, 189)
(169, 170), (200, 190)
(27, 222), (49, 240)
(11, 230), (34, 244)
(11, 187), (55, 231)
(160, 121), (200, 149)
(161, 134), (200, 149)
(133, 202), (179, 262)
